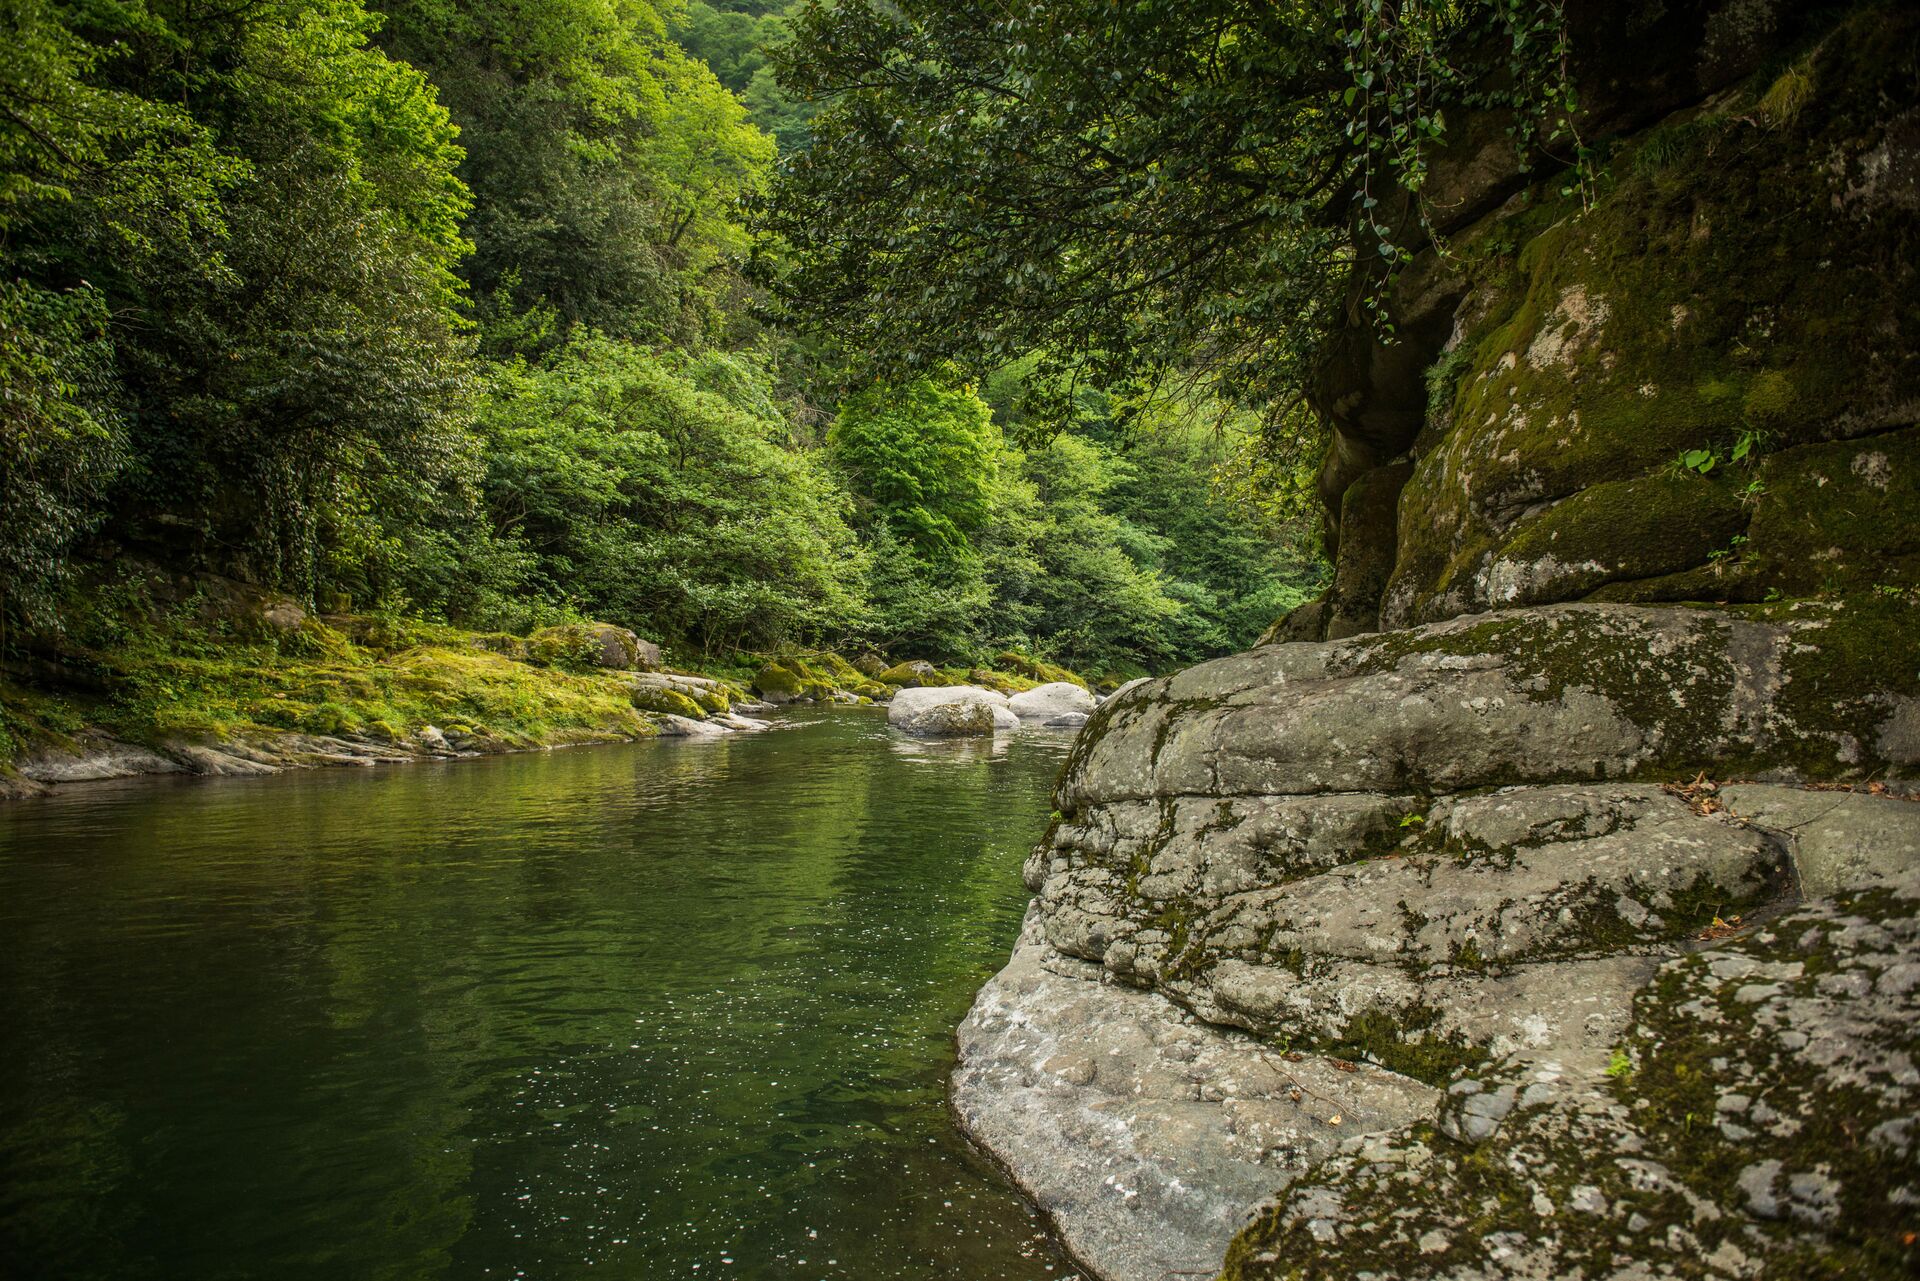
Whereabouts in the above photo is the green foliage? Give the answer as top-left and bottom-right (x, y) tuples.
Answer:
(0, 282), (126, 628)
(672, 1), (816, 152)
(1, 0), (1319, 689)
(476, 335), (866, 651)
(760, 0), (1580, 426)
(374, 0), (774, 347)
(830, 376), (1001, 558)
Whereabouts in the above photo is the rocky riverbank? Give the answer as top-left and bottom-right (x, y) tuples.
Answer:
(0, 569), (1112, 799)
(954, 602), (1920, 1280)
(950, 3), (1920, 1271)
(0, 608), (778, 800)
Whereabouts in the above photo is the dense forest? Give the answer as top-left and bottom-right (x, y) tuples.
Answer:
(0, 0), (1319, 681)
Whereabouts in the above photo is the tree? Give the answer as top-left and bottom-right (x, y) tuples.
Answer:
(0, 0), (238, 625)
(829, 376), (1001, 559)
(374, 0), (775, 348)
(1, 0), (474, 613)
(476, 335), (866, 650)
(759, 1), (1576, 420)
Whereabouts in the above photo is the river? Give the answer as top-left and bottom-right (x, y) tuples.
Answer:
(0, 709), (1077, 1280)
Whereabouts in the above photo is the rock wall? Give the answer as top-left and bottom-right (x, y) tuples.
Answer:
(955, 604), (1919, 1278)
(954, 7), (1920, 1278)
(1289, 2), (1919, 642)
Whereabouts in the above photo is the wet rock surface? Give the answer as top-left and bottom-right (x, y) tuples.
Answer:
(953, 907), (1437, 1281)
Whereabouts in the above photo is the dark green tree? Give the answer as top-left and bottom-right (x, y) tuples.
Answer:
(760, 1), (1576, 419)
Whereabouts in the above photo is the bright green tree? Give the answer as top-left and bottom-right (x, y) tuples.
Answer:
(477, 335), (866, 650)
(374, 0), (774, 348)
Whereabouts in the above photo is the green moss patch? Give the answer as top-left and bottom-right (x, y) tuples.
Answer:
(1386, 13), (1920, 625)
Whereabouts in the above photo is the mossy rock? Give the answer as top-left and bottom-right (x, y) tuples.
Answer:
(795, 651), (867, 685)
(469, 632), (530, 662)
(993, 651), (1087, 689)
(752, 659), (836, 703)
(687, 685), (732, 714)
(878, 660), (940, 688)
(1743, 426), (1920, 597)
(966, 668), (1034, 695)
(1325, 462), (1413, 639)
(527, 623), (648, 671)
(1217, 881), (1920, 1281)
(752, 661), (806, 696)
(630, 686), (706, 719)
(1381, 15), (1920, 627)
(1479, 471), (1749, 608)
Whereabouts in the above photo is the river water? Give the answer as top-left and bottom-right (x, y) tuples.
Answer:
(0, 709), (1077, 1280)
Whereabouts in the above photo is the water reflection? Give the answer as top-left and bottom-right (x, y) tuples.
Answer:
(0, 710), (1078, 1281)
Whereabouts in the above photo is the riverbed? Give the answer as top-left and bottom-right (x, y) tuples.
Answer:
(0, 709), (1076, 1280)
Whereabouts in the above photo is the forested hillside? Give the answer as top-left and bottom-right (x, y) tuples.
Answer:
(0, 0), (1317, 697)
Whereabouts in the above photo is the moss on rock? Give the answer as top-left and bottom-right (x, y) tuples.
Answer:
(630, 686), (706, 719)
(1380, 11), (1920, 628)
(1480, 471), (1750, 607)
(1216, 880), (1920, 1281)
(993, 652), (1088, 689)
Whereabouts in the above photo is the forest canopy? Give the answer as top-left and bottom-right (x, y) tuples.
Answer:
(1, 0), (1331, 677)
(760, 0), (1579, 418)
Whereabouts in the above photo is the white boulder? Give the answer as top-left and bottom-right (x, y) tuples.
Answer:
(889, 686), (1019, 735)
(1007, 681), (1096, 720)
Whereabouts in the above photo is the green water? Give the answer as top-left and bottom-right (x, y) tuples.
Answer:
(0, 709), (1077, 1281)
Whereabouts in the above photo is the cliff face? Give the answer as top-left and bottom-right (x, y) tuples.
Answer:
(953, 6), (1920, 1279)
(1289, 2), (1919, 643)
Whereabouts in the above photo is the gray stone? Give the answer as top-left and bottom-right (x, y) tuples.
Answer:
(1721, 783), (1920, 896)
(1008, 681), (1096, 720)
(1062, 604), (1914, 811)
(416, 725), (455, 755)
(903, 700), (997, 736)
(888, 685), (1018, 735)
(1219, 876), (1920, 1278)
(16, 740), (185, 783)
(654, 714), (726, 738)
(1031, 781), (1775, 1061)
(958, 602), (1920, 1281)
(954, 907), (1437, 1281)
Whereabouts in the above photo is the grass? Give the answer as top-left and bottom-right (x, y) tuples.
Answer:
(1, 611), (656, 767)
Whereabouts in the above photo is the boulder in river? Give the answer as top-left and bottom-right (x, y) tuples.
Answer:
(889, 686), (1018, 735)
(1007, 681), (1095, 720)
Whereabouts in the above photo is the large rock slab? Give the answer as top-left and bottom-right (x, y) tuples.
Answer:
(954, 908), (1437, 1281)
(1032, 779), (1785, 1073)
(1218, 875), (1920, 1281)
(15, 739), (185, 783)
(888, 685), (1018, 735)
(1062, 603), (1916, 809)
(1722, 783), (1920, 897)
(958, 599), (1920, 1280)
